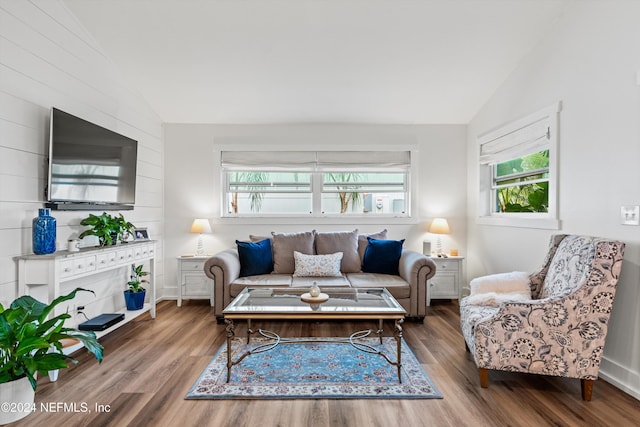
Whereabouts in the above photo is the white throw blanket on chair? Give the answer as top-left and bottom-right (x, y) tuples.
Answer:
(463, 271), (531, 307)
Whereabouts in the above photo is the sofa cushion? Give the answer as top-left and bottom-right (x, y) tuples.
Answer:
(235, 239), (273, 277)
(291, 275), (351, 288)
(540, 235), (596, 298)
(470, 271), (530, 295)
(362, 238), (404, 275)
(357, 229), (388, 264)
(271, 231), (315, 274)
(314, 230), (360, 273)
(293, 251), (343, 277)
(229, 274), (292, 297)
(346, 273), (411, 300)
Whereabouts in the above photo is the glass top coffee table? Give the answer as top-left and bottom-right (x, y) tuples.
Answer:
(222, 287), (407, 383)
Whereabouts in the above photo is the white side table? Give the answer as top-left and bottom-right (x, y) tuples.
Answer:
(177, 256), (214, 307)
(427, 256), (464, 306)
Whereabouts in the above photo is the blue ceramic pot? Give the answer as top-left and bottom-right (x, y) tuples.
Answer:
(124, 290), (146, 310)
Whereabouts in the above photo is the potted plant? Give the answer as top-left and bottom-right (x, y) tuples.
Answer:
(0, 288), (103, 424)
(79, 212), (135, 246)
(124, 264), (148, 310)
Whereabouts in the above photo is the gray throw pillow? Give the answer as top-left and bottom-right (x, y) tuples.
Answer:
(314, 230), (360, 273)
(271, 231), (315, 274)
(357, 229), (388, 264)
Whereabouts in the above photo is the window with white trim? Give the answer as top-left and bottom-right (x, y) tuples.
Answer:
(477, 102), (560, 228)
(221, 150), (411, 217)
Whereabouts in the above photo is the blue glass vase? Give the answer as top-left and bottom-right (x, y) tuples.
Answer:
(32, 208), (56, 254)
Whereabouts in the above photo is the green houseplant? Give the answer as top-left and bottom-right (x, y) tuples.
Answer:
(124, 264), (148, 310)
(0, 288), (103, 423)
(79, 212), (135, 246)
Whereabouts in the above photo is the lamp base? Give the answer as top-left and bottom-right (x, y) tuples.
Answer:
(435, 236), (443, 256)
(195, 235), (205, 256)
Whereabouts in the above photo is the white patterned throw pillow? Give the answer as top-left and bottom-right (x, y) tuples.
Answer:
(293, 251), (343, 277)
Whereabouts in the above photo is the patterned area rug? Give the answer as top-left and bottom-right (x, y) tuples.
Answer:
(186, 336), (442, 399)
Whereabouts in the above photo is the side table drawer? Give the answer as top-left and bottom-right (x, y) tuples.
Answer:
(435, 260), (459, 272)
(181, 260), (205, 272)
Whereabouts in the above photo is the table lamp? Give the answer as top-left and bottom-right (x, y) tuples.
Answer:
(190, 218), (212, 256)
(429, 218), (450, 257)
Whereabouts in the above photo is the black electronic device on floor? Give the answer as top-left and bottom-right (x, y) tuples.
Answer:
(78, 313), (125, 331)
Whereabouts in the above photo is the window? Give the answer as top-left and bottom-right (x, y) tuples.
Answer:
(221, 151), (411, 217)
(477, 102), (560, 229)
(227, 171), (312, 215)
(322, 172), (406, 214)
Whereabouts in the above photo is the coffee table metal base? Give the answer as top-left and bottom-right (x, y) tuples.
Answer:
(224, 319), (404, 383)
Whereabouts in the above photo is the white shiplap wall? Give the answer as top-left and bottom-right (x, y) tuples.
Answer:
(0, 0), (164, 307)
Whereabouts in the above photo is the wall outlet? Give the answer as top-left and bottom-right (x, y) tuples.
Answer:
(620, 205), (639, 225)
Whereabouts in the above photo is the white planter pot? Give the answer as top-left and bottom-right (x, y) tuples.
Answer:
(0, 376), (35, 425)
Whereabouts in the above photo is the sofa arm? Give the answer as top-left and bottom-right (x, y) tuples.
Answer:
(204, 249), (241, 318)
(398, 250), (437, 318)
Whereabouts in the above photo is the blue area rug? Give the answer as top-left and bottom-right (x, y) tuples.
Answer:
(186, 336), (442, 399)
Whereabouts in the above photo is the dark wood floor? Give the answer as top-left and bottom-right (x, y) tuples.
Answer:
(13, 300), (639, 427)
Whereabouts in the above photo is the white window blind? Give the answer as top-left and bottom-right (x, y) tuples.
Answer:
(316, 151), (411, 170)
(221, 151), (411, 171)
(221, 151), (316, 170)
(479, 117), (550, 164)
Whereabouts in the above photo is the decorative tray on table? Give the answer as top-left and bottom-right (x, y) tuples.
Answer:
(300, 292), (329, 304)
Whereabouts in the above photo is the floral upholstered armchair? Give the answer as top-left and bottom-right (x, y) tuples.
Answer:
(459, 235), (625, 401)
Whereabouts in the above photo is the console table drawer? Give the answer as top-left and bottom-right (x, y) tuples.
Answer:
(60, 255), (96, 278)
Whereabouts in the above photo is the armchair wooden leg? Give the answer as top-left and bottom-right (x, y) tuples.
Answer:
(581, 379), (594, 401)
(465, 342), (470, 352)
(479, 368), (489, 388)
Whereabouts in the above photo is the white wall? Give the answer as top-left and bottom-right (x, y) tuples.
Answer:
(0, 1), (164, 308)
(164, 123), (467, 299)
(466, 2), (640, 398)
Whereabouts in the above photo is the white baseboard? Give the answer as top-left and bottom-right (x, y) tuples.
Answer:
(599, 356), (640, 400)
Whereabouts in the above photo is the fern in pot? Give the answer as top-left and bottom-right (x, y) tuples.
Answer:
(124, 264), (148, 310)
(0, 288), (103, 424)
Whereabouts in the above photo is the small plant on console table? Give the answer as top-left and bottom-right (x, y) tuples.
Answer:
(124, 264), (148, 310)
(79, 212), (135, 246)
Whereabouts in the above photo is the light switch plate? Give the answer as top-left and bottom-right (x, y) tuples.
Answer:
(620, 205), (640, 225)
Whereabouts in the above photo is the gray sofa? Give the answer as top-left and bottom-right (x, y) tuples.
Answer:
(204, 229), (437, 322)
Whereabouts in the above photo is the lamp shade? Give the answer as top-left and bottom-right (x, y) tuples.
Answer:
(190, 218), (212, 234)
(429, 218), (450, 235)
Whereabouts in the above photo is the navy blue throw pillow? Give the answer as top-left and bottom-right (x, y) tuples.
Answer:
(236, 239), (273, 277)
(362, 237), (404, 275)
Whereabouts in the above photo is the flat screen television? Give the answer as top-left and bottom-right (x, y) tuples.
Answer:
(46, 108), (137, 210)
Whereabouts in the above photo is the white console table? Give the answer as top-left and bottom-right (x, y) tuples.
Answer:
(16, 240), (157, 340)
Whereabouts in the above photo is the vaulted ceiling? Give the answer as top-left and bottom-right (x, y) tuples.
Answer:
(63, 0), (568, 124)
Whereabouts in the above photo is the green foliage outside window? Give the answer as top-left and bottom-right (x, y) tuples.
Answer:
(496, 150), (549, 213)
